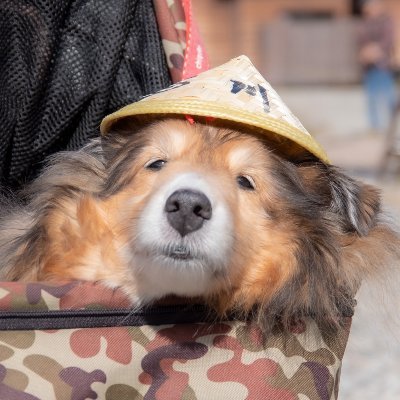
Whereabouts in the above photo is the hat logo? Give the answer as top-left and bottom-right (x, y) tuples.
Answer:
(230, 80), (270, 112)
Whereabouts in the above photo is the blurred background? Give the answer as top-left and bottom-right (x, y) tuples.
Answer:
(194, 1), (400, 399)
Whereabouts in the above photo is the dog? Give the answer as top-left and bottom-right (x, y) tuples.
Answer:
(0, 118), (399, 332)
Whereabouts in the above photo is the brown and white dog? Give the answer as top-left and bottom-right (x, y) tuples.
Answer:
(0, 118), (399, 331)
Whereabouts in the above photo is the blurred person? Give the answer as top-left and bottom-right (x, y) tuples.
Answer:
(358, 0), (397, 133)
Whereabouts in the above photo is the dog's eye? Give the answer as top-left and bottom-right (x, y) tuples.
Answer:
(145, 159), (166, 171)
(237, 175), (255, 190)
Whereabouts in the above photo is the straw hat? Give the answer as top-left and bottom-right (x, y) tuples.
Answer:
(101, 55), (328, 163)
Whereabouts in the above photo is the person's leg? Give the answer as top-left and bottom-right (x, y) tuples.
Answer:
(373, 68), (397, 131)
(381, 69), (397, 121)
(364, 68), (382, 131)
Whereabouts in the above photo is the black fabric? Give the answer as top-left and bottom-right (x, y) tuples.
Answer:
(0, 305), (228, 330)
(0, 0), (172, 190)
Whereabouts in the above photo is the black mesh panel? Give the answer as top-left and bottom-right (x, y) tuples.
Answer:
(0, 0), (172, 190)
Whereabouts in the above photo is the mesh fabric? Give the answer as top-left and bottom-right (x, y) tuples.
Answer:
(0, 0), (171, 190)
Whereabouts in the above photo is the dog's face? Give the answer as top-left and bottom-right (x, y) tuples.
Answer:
(13, 117), (396, 331)
(96, 118), (395, 325)
(99, 120), (298, 303)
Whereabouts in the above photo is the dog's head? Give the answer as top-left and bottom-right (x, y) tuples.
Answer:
(98, 118), (398, 330)
(101, 119), (280, 302)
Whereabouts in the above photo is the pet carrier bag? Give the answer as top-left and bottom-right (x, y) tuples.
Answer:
(0, 281), (353, 400)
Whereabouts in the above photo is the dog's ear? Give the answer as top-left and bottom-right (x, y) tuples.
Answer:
(101, 116), (157, 162)
(297, 163), (381, 236)
(101, 118), (138, 161)
(326, 166), (381, 236)
(100, 117), (158, 196)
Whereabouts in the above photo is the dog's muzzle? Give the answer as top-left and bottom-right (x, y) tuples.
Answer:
(165, 189), (212, 237)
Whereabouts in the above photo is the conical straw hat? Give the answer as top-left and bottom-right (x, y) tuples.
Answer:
(101, 56), (328, 163)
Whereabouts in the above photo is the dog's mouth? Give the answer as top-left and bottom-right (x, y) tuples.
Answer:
(163, 245), (195, 261)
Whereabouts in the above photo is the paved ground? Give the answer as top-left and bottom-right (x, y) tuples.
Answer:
(279, 85), (400, 400)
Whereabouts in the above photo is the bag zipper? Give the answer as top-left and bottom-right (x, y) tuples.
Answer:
(0, 304), (232, 331)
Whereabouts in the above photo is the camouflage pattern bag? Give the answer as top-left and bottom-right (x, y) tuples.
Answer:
(0, 282), (352, 400)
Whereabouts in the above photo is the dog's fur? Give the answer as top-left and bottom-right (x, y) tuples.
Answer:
(0, 118), (399, 331)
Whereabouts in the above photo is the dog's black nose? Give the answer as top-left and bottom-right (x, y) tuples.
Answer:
(165, 189), (212, 237)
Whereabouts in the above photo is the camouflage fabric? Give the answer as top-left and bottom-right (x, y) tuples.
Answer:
(153, 0), (209, 82)
(0, 282), (352, 400)
(153, 0), (186, 83)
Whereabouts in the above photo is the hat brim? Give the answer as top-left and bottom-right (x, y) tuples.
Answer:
(101, 98), (329, 163)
